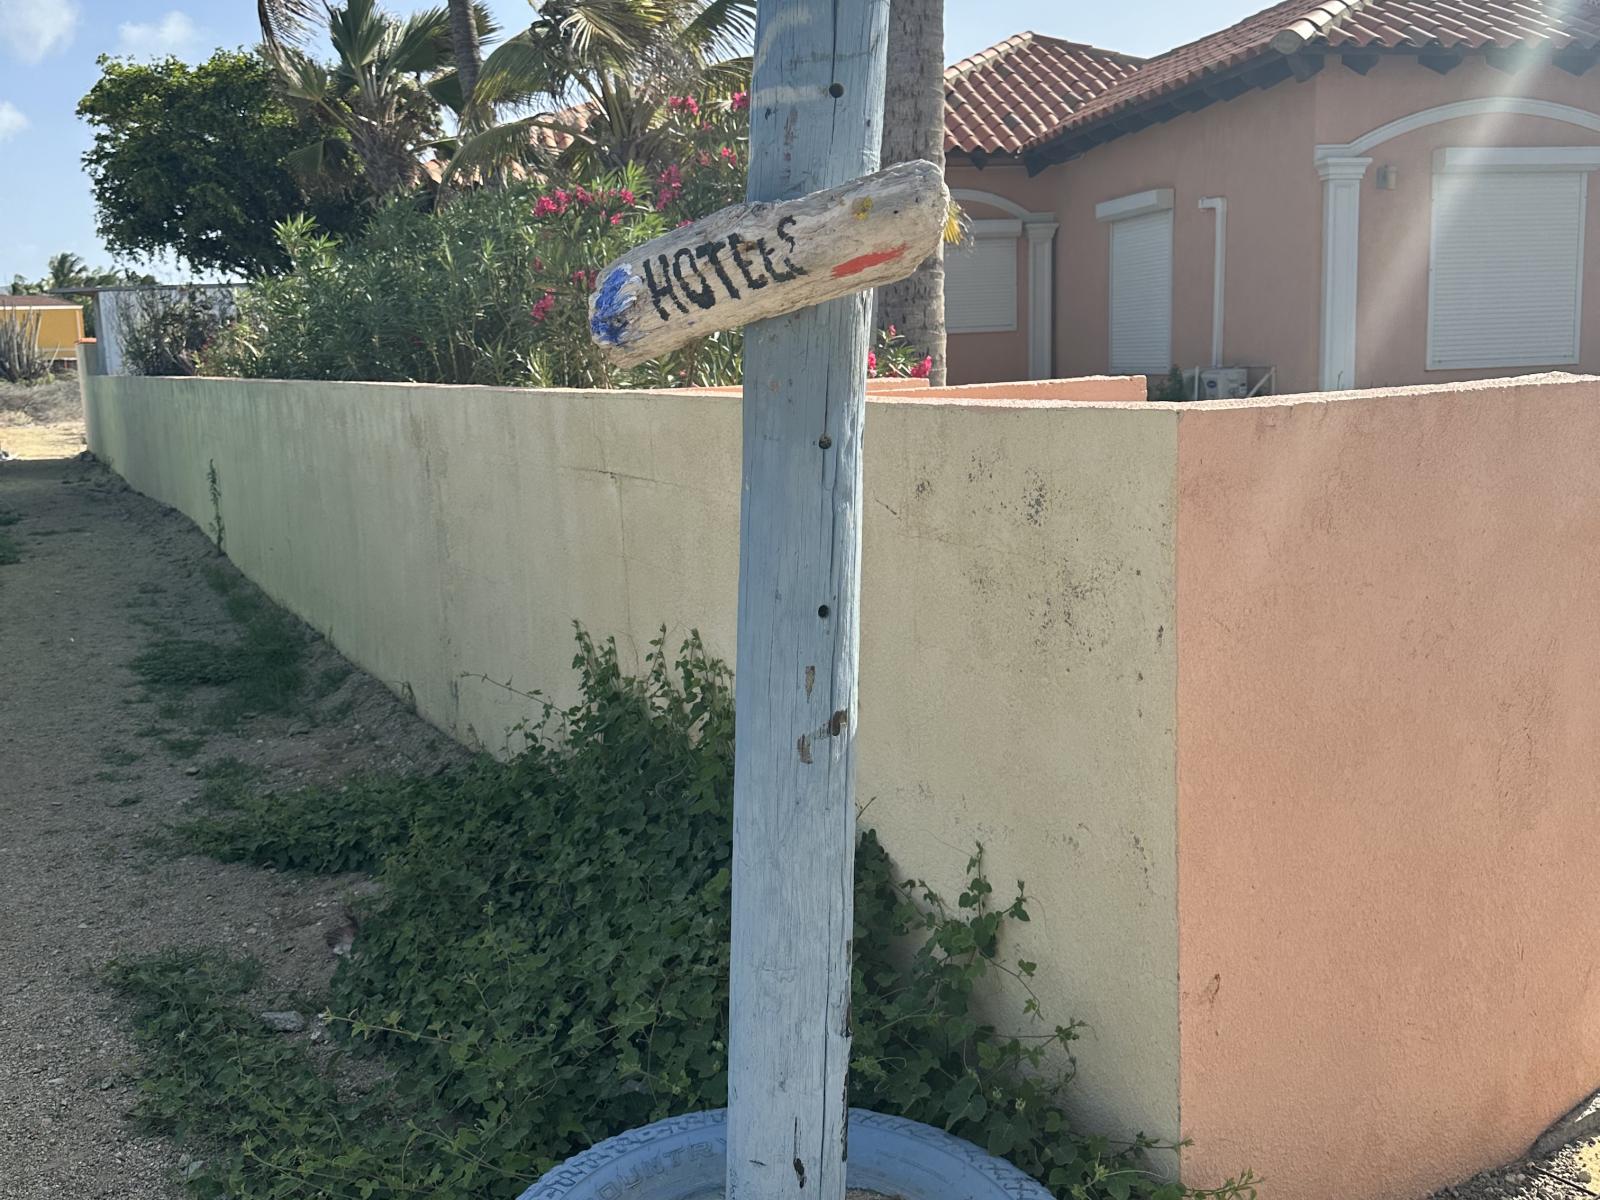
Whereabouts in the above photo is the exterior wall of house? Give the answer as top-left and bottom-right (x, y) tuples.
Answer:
(947, 57), (1600, 393)
(943, 192), (1035, 384)
(1313, 58), (1600, 388)
(0, 305), (84, 362)
(948, 80), (1325, 392)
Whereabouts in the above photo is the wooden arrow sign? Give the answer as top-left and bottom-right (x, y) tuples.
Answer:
(588, 158), (947, 367)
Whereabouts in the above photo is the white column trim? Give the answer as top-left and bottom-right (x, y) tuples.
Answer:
(1317, 156), (1372, 391)
(1024, 220), (1058, 379)
(1198, 197), (1228, 369)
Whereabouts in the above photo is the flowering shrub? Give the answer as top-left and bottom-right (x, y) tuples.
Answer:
(205, 92), (751, 388)
(869, 325), (933, 380)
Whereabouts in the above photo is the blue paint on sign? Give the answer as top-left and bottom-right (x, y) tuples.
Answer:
(590, 266), (633, 346)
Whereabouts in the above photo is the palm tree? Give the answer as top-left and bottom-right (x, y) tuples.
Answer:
(272, 0), (454, 198)
(443, 0), (754, 184)
(46, 253), (90, 290)
(257, 0), (320, 50)
(876, 0), (947, 384)
(447, 0), (483, 119)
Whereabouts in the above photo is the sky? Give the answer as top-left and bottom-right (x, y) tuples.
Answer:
(0, 0), (1265, 285)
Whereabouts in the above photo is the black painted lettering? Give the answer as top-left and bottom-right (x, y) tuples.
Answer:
(643, 254), (686, 320)
(672, 247), (716, 309)
(776, 215), (809, 276)
(756, 236), (799, 284)
(726, 234), (769, 291)
(694, 240), (741, 300)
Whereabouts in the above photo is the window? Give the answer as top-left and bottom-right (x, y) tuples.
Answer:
(945, 221), (1019, 333)
(1098, 190), (1174, 374)
(1428, 169), (1587, 369)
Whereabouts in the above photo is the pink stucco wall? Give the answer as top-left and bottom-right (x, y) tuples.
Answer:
(946, 59), (1600, 394)
(1317, 59), (1600, 388)
(1173, 374), (1600, 1200)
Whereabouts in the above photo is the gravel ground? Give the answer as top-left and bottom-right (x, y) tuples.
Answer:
(0, 455), (461, 1199)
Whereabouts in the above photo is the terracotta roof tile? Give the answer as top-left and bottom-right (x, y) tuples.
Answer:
(944, 32), (1144, 155)
(945, 1), (1600, 162)
(1049, 0), (1600, 150)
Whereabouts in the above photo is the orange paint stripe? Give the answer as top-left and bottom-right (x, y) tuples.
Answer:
(832, 244), (908, 279)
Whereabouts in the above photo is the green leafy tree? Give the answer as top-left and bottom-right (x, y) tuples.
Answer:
(77, 50), (363, 277)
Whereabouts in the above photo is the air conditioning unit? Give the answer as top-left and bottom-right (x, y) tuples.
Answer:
(1198, 367), (1249, 399)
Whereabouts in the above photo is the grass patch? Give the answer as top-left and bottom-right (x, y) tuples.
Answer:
(0, 532), (21, 566)
(159, 733), (207, 760)
(129, 578), (308, 728)
(121, 631), (1255, 1200)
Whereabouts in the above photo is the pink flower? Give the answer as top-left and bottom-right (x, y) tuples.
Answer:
(533, 195), (559, 217)
(718, 146), (736, 163)
(676, 219), (693, 228)
(531, 291), (556, 323)
(910, 355), (932, 379)
(617, 188), (635, 206)
(666, 95), (701, 116)
(887, 324), (896, 337)
(697, 151), (712, 167)
(610, 213), (623, 225)
(730, 90), (749, 112)
(866, 350), (877, 376)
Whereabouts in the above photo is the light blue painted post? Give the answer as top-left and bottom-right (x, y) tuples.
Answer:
(728, 4), (891, 1200)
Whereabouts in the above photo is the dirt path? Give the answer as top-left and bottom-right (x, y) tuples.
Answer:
(0, 378), (86, 461)
(0, 456), (460, 1199)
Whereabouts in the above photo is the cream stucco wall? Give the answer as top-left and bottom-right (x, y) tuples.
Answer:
(82, 368), (1183, 1145)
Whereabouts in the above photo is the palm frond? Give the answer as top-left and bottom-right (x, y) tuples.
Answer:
(472, 31), (565, 108)
(388, 7), (454, 76)
(440, 115), (555, 186)
(681, 0), (756, 57)
(258, 0), (320, 49)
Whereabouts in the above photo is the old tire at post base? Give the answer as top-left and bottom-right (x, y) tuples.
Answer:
(516, 1108), (1053, 1200)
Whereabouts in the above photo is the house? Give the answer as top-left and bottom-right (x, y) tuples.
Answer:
(0, 294), (85, 364)
(942, 0), (1600, 393)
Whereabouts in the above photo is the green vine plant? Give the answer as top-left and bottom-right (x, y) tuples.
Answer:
(206, 458), (225, 554)
(110, 629), (1257, 1200)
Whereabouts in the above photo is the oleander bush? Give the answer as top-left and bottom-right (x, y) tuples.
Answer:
(201, 95), (752, 389)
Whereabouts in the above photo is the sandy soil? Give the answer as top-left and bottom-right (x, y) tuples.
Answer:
(0, 456), (462, 1199)
(0, 376), (87, 461)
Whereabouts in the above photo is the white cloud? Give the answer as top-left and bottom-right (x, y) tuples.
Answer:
(116, 10), (203, 59)
(0, 0), (81, 64)
(0, 101), (26, 142)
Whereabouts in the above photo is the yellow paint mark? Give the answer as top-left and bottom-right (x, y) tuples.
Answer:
(851, 197), (873, 220)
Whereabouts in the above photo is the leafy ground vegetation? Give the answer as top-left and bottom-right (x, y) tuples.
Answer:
(109, 629), (1257, 1200)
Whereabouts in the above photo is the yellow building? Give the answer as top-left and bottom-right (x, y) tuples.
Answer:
(0, 295), (85, 363)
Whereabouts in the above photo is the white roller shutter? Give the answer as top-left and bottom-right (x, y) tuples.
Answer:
(1109, 209), (1173, 374)
(1428, 171), (1586, 369)
(945, 236), (1018, 333)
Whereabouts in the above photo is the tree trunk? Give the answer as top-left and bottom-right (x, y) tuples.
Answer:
(447, 0), (482, 118)
(876, 0), (947, 384)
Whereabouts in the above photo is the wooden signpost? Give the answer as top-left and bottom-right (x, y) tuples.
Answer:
(588, 5), (940, 1199)
(589, 160), (947, 368)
